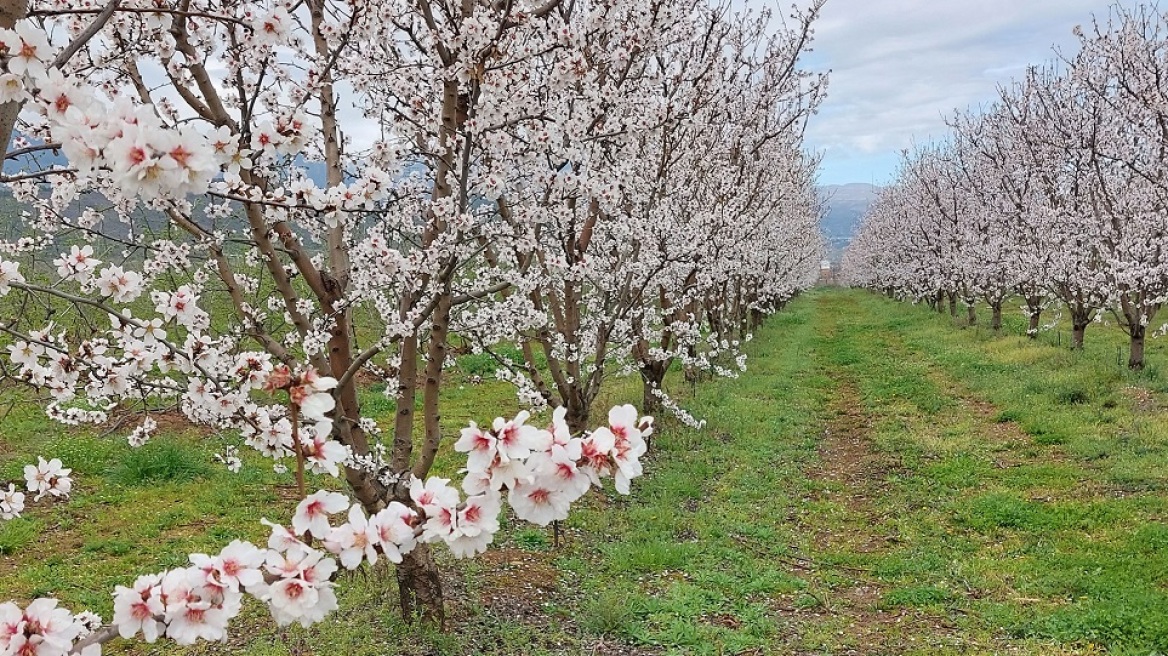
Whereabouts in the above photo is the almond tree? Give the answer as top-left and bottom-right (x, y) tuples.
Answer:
(461, 1), (826, 429)
(1069, 4), (1168, 368)
(629, 2), (825, 415)
(958, 92), (1057, 337)
(0, 0), (670, 627)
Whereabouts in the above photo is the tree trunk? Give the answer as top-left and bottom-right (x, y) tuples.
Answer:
(1072, 322), (1087, 349)
(749, 308), (764, 330)
(391, 334), (419, 471)
(640, 363), (666, 415)
(413, 294), (452, 478)
(990, 303), (1002, 332)
(1027, 311), (1041, 339)
(565, 398), (589, 434)
(966, 303), (977, 326)
(1129, 327), (1146, 370)
(395, 543), (445, 627)
(948, 293), (957, 317)
(684, 343), (699, 383)
(0, 0), (27, 154)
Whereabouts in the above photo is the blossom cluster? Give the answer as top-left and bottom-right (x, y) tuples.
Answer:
(0, 599), (99, 656)
(0, 400), (649, 654)
(1, 457), (73, 524)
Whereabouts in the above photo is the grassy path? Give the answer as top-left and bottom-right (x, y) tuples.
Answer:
(780, 290), (1168, 655)
(3, 289), (1168, 654)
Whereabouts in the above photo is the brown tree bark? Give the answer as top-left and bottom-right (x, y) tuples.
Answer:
(1027, 312), (1041, 338)
(750, 308), (765, 330)
(395, 542), (445, 627)
(990, 302), (1003, 332)
(966, 303), (977, 327)
(1129, 327), (1146, 371)
(414, 294), (453, 479)
(0, 0), (27, 153)
(1072, 322), (1088, 349)
(640, 362), (666, 415)
(564, 396), (590, 434)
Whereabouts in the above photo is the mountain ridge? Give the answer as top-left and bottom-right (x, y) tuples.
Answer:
(819, 182), (878, 258)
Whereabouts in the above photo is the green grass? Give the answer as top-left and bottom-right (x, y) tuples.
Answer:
(106, 441), (212, 486)
(3, 288), (1168, 654)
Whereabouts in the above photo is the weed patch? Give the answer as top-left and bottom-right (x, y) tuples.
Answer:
(107, 442), (211, 486)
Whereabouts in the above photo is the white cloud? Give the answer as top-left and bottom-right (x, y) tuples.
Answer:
(804, 0), (1143, 184)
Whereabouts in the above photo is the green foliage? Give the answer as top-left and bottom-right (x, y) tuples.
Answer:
(512, 528), (551, 551)
(578, 590), (638, 637)
(456, 351), (500, 377)
(879, 585), (953, 609)
(0, 518), (38, 555)
(106, 441), (212, 486)
(456, 344), (536, 378)
(960, 492), (1044, 531)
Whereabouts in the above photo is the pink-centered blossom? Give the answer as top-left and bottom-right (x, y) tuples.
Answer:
(508, 477), (573, 526)
(112, 573), (164, 642)
(291, 490), (349, 538)
(0, 259), (24, 295)
(24, 457), (72, 501)
(0, 483), (24, 520)
(371, 502), (418, 564)
(325, 504), (380, 570)
(1, 22), (51, 79)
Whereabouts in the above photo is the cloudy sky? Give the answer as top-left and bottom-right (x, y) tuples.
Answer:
(804, 0), (1141, 185)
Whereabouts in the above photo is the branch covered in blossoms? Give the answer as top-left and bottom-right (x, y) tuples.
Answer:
(1, 400), (650, 655)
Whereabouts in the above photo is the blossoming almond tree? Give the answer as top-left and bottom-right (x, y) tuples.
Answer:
(0, 0), (831, 645)
(1067, 5), (1168, 368)
(844, 1), (1168, 368)
(0, 0), (694, 632)
(455, 0), (826, 430)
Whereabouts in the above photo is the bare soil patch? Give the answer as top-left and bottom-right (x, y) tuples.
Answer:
(785, 378), (963, 654)
(803, 380), (900, 552)
(474, 547), (560, 620)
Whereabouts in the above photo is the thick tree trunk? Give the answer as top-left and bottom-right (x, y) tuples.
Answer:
(990, 303), (1002, 332)
(684, 343), (700, 384)
(1072, 322), (1088, 349)
(966, 303), (977, 326)
(750, 308), (765, 330)
(948, 292), (957, 317)
(640, 363), (666, 415)
(395, 543), (445, 627)
(1129, 327), (1146, 371)
(565, 398), (590, 434)
(1027, 312), (1041, 339)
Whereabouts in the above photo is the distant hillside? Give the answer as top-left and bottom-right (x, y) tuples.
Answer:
(818, 183), (878, 258)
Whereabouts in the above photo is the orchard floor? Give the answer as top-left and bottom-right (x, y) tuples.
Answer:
(4, 289), (1168, 654)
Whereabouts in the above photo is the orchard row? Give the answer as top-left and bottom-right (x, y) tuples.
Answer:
(0, 0), (826, 653)
(844, 3), (1168, 369)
